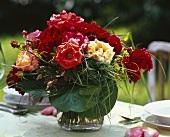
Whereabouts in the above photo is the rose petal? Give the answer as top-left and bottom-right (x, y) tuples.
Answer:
(52, 108), (57, 117)
(125, 127), (159, 137)
(41, 106), (55, 116)
(125, 127), (144, 137)
(143, 127), (159, 137)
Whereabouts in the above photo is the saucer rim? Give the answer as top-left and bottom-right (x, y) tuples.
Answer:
(3, 86), (29, 96)
(144, 100), (170, 118)
(3, 94), (50, 107)
(141, 112), (170, 129)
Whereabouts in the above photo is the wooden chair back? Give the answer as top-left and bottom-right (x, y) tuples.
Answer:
(147, 41), (170, 101)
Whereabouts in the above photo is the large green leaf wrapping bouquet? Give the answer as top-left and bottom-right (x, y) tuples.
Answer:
(6, 10), (153, 119)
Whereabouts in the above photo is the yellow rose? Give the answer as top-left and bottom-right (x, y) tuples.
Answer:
(87, 39), (115, 64)
(16, 49), (39, 72)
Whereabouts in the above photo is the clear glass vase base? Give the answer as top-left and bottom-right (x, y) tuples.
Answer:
(57, 112), (104, 132)
(58, 122), (103, 131)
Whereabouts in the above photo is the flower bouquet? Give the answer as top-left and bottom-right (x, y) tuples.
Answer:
(6, 10), (153, 131)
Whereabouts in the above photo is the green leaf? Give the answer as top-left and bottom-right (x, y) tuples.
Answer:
(49, 85), (102, 112)
(79, 80), (118, 118)
(17, 79), (47, 96)
(65, 58), (113, 86)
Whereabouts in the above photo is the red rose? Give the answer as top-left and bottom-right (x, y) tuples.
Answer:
(130, 48), (153, 72)
(56, 40), (84, 69)
(6, 67), (25, 95)
(87, 23), (110, 40)
(107, 34), (123, 55)
(37, 28), (55, 56)
(47, 10), (84, 29)
(122, 57), (141, 83)
(75, 22), (110, 41)
(6, 67), (20, 87)
(61, 31), (89, 51)
(122, 48), (153, 83)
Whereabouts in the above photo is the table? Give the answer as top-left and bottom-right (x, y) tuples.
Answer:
(0, 101), (170, 137)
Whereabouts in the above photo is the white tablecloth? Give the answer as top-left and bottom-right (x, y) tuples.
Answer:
(0, 101), (170, 137)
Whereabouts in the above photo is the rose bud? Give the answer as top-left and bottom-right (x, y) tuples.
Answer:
(46, 81), (54, 90)
(125, 127), (159, 137)
(41, 106), (57, 117)
(22, 30), (27, 37)
(10, 40), (20, 48)
(143, 127), (159, 137)
(125, 127), (144, 137)
(52, 108), (57, 117)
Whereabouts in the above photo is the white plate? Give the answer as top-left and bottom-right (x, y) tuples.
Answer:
(144, 100), (170, 117)
(144, 100), (170, 125)
(3, 86), (29, 96)
(3, 94), (50, 109)
(141, 112), (170, 130)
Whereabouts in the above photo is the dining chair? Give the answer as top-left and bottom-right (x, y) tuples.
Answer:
(147, 41), (170, 101)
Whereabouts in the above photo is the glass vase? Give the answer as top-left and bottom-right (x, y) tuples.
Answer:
(57, 111), (104, 131)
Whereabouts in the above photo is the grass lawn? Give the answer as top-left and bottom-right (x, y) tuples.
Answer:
(0, 33), (150, 105)
(117, 81), (149, 106)
(0, 34), (22, 101)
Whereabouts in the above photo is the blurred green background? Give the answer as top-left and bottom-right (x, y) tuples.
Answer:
(1, 0), (170, 46)
(1, 0), (170, 105)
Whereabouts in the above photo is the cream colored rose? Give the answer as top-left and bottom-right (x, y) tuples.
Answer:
(87, 39), (115, 64)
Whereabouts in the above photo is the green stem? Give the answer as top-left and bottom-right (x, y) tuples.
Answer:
(141, 74), (152, 102)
